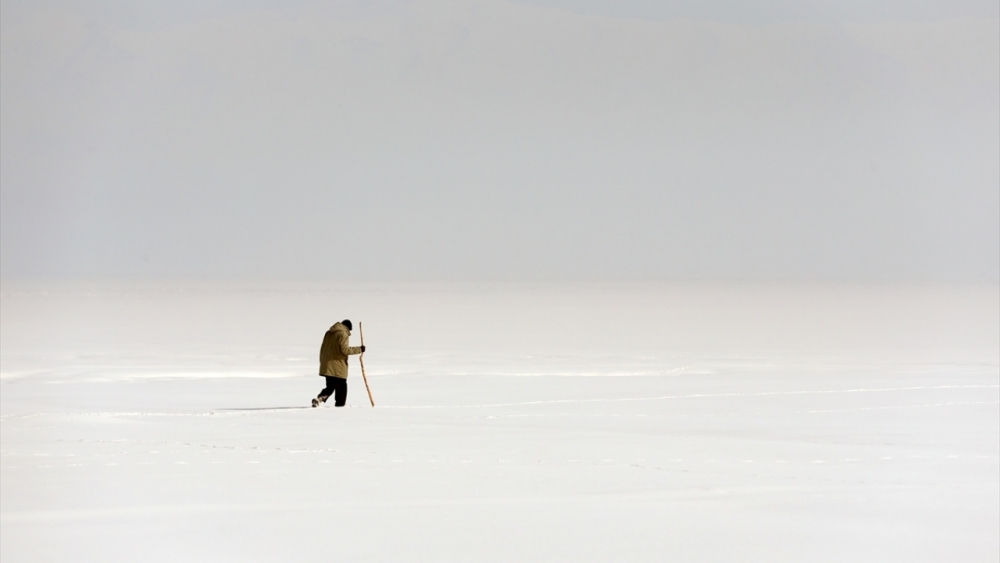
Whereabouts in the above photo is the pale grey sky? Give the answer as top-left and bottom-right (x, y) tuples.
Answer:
(1, 0), (997, 280)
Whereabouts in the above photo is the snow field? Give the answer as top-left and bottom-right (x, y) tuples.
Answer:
(1, 282), (997, 562)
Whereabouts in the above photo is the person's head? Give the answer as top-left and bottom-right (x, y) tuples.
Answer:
(341, 319), (353, 331)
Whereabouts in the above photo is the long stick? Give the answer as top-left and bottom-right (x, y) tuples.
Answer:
(359, 322), (375, 407)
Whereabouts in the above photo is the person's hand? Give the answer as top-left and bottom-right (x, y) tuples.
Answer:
(360, 345), (366, 353)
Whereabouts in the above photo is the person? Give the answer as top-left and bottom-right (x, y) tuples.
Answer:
(312, 319), (365, 407)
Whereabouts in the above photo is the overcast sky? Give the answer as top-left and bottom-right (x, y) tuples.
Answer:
(1, 0), (997, 280)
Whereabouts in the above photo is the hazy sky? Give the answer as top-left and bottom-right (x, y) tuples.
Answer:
(1, 0), (997, 280)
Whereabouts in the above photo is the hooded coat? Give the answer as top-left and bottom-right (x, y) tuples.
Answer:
(319, 322), (363, 379)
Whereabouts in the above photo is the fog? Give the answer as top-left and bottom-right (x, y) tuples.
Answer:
(2, 0), (998, 280)
(3, 5), (998, 560)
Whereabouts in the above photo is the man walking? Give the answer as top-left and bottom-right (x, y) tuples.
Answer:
(312, 319), (365, 407)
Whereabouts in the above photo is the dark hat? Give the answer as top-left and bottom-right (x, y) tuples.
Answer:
(341, 319), (353, 331)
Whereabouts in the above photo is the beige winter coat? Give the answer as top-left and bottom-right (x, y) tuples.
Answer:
(318, 323), (363, 378)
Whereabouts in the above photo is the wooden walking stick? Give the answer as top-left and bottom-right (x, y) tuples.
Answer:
(359, 322), (375, 407)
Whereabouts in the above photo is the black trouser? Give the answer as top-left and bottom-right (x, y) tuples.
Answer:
(318, 376), (347, 407)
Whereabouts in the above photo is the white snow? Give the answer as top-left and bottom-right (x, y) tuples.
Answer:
(1, 282), (998, 562)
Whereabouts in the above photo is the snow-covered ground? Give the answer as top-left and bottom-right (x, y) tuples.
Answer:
(1, 282), (997, 562)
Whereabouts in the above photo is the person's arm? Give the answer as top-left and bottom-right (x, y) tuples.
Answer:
(337, 330), (364, 356)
